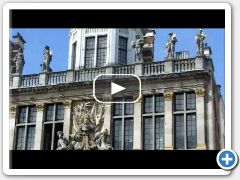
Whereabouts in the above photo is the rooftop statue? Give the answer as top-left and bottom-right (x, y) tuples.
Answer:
(13, 48), (25, 74)
(166, 32), (178, 59)
(195, 29), (207, 56)
(132, 34), (144, 62)
(41, 45), (53, 72)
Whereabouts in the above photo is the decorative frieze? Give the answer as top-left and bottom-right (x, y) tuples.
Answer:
(195, 87), (205, 97)
(163, 90), (174, 101)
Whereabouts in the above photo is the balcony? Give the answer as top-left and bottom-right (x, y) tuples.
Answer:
(10, 56), (207, 89)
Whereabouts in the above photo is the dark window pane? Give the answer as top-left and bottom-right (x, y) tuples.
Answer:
(113, 98), (123, 116)
(28, 106), (37, 123)
(174, 94), (184, 111)
(26, 126), (35, 150)
(96, 36), (107, 67)
(118, 37), (128, 65)
(155, 116), (165, 150)
(143, 117), (153, 150)
(187, 113), (197, 149)
(144, 96), (153, 114)
(43, 124), (53, 150)
(54, 123), (64, 150)
(56, 104), (64, 121)
(71, 42), (77, 69)
(124, 98), (134, 115)
(46, 104), (54, 121)
(174, 114), (185, 149)
(85, 37), (95, 68)
(16, 127), (25, 150)
(18, 106), (27, 123)
(155, 95), (164, 113)
(186, 93), (196, 110)
(113, 119), (122, 150)
(124, 118), (134, 150)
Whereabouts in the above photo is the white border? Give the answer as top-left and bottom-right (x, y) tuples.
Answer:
(2, 2), (231, 176)
(93, 74), (141, 103)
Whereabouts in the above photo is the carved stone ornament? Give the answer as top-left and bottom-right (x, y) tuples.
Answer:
(56, 100), (113, 150)
(10, 105), (17, 114)
(163, 90), (174, 101)
(36, 103), (44, 112)
(64, 99), (72, 108)
(195, 87), (205, 97)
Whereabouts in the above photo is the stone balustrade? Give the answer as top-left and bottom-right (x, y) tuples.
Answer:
(10, 57), (207, 89)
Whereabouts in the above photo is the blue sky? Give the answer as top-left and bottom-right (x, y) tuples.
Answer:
(10, 28), (225, 97)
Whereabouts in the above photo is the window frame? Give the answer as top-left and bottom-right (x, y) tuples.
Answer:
(43, 103), (64, 150)
(173, 92), (197, 150)
(112, 97), (134, 150)
(118, 36), (128, 65)
(142, 94), (165, 150)
(15, 105), (36, 150)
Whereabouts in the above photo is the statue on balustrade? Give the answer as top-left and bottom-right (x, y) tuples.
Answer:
(41, 45), (53, 72)
(195, 29), (207, 56)
(132, 34), (144, 62)
(166, 32), (177, 59)
(13, 48), (25, 74)
(56, 101), (113, 150)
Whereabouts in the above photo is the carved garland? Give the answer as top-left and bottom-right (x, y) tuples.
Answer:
(64, 99), (72, 108)
(36, 103), (44, 112)
(10, 105), (17, 114)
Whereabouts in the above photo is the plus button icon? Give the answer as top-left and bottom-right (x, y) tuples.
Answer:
(222, 153), (233, 165)
(217, 149), (238, 170)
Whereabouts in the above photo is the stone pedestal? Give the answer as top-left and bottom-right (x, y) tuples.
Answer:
(63, 99), (72, 139)
(164, 59), (174, 73)
(195, 56), (205, 70)
(133, 98), (142, 149)
(164, 90), (174, 150)
(34, 103), (45, 150)
(105, 66), (114, 74)
(39, 72), (49, 86)
(66, 70), (74, 82)
(12, 74), (21, 88)
(195, 87), (207, 150)
(134, 63), (143, 76)
(9, 105), (17, 150)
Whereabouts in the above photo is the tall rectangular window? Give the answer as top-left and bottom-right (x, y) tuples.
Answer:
(173, 92), (197, 149)
(142, 95), (165, 150)
(43, 103), (64, 150)
(96, 36), (107, 67)
(71, 42), (77, 69)
(15, 105), (36, 150)
(85, 37), (95, 68)
(113, 97), (134, 150)
(118, 37), (128, 65)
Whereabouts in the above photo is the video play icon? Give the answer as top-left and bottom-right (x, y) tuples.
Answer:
(111, 82), (126, 95)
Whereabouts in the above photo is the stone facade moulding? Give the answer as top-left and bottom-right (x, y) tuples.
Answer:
(36, 102), (45, 112)
(10, 104), (17, 114)
(64, 99), (72, 109)
(194, 87), (205, 97)
(163, 90), (174, 101)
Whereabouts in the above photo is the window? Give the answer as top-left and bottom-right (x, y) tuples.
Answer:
(15, 106), (36, 150)
(71, 42), (77, 69)
(96, 36), (107, 67)
(85, 37), (95, 68)
(113, 97), (134, 150)
(43, 103), (64, 150)
(173, 92), (197, 149)
(118, 37), (128, 65)
(143, 95), (165, 150)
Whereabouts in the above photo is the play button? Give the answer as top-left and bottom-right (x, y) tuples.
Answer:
(111, 82), (126, 95)
(93, 74), (141, 103)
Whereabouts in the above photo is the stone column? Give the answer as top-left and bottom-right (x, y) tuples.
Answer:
(195, 87), (207, 150)
(133, 96), (142, 149)
(164, 90), (174, 150)
(63, 99), (72, 140)
(34, 103), (45, 150)
(9, 105), (17, 150)
(103, 102), (112, 135)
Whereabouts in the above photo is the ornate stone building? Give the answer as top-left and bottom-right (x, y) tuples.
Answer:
(9, 28), (225, 150)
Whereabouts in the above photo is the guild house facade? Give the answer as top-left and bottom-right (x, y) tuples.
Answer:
(9, 28), (225, 151)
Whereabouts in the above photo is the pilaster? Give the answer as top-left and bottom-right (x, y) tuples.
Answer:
(9, 104), (17, 150)
(63, 99), (72, 140)
(133, 96), (142, 149)
(34, 102), (45, 150)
